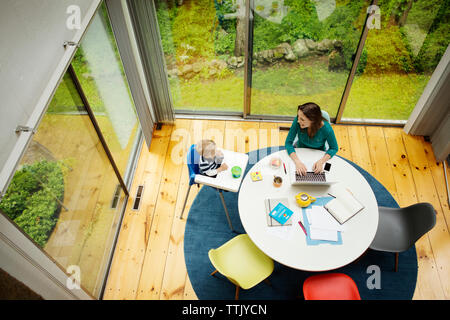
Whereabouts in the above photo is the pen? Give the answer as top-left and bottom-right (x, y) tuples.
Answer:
(298, 220), (307, 236)
(283, 162), (287, 175)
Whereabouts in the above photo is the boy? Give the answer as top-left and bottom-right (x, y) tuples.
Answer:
(196, 139), (228, 177)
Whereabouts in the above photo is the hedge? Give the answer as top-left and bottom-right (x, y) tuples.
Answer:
(0, 160), (64, 247)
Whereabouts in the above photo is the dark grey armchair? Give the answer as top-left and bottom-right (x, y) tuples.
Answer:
(370, 203), (436, 272)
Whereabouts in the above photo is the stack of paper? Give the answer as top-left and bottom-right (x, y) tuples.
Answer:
(306, 206), (346, 241)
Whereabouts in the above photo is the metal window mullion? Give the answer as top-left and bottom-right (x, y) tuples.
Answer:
(67, 64), (129, 197)
(335, 0), (378, 124)
(243, 0), (253, 117)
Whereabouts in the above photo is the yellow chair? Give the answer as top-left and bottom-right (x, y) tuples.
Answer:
(208, 234), (274, 299)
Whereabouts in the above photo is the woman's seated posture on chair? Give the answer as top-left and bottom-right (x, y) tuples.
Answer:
(285, 102), (338, 175)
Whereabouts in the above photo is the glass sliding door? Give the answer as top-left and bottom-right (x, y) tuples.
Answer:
(341, 0), (450, 121)
(0, 73), (126, 298)
(154, 0), (244, 113)
(249, 0), (370, 117)
(71, 2), (140, 179)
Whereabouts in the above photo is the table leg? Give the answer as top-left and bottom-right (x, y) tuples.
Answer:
(218, 189), (235, 232)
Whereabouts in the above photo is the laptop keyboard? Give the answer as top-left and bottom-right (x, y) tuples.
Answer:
(295, 171), (326, 182)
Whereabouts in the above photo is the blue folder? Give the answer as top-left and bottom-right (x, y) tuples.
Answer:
(301, 196), (343, 246)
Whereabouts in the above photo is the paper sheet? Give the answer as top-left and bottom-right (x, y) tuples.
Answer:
(306, 206), (343, 242)
(309, 227), (338, 241)
(308, 206), (346, 232)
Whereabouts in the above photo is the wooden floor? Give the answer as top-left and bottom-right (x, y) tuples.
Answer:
(103, 119), (450, 300)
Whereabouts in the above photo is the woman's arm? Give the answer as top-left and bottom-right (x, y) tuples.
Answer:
(284, 117), (299, 156)
(312, 126), (338, 173)
(285, 119), (308, 175)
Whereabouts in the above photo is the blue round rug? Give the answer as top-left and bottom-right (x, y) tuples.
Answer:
(184, 147), (418, 300)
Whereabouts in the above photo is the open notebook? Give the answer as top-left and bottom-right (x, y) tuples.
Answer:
(324, 187), (364, 224)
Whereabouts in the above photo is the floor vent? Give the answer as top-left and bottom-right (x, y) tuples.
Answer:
(132, 185), (144, 211)
(110, 184), (121, 209)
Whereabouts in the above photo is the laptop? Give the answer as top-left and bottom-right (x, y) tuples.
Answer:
(289, 161), (337, 186)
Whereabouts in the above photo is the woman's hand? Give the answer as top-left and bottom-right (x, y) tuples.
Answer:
(295, 160), (308, 176)
(312, 159), (325, 174)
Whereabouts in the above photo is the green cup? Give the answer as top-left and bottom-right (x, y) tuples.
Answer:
(231, 166), (242, 178)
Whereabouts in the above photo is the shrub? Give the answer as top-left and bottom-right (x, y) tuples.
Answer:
(412, 1), (450, 73)
(0, 160), (64, 247)
(364, 25), (414, 74)
(322, 1), (367, 72)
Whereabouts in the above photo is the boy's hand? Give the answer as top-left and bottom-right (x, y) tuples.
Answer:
(217, 163), (228, 172)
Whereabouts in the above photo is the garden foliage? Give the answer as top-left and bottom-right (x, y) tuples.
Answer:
(0, 160), (64, 247)
(158, 0), (448, 75)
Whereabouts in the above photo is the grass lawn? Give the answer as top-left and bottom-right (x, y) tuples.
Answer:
(173, 58), (431, 120)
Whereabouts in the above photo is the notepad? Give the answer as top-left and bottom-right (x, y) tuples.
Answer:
(250, 171), (263, 181)
(325, 187), (364, 224)
(265, 198), (293, 226)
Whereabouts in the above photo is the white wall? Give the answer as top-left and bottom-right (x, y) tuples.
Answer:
(0, 0), (100, 299)
(0, 0), (100, 197)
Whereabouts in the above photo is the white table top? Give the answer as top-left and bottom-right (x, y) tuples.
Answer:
(194, 149), (249, 193)
(238, 148), (379, 271)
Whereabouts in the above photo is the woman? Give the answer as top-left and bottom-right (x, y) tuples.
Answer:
(285, 102), (338, 175)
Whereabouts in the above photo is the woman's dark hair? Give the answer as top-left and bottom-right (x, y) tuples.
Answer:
(297, 102), (324, 138)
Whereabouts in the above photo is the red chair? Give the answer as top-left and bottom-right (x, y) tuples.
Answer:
(303, 273), (361, 300)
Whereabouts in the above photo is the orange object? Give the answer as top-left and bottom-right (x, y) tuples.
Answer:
(273, 176), (282, 187)
(303, 273), (361, 300)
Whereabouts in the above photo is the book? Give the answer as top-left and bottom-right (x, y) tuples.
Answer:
(265, 198), (294, 226)
(324, 188), (364, 224)
(250, 171), (263, 181)
(265, 198), (292, 226)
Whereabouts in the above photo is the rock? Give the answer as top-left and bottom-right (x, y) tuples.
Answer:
(292, 39), (309, 58)
(317, 39), (333, 53)
(181, 64), (193, 75)
(227, 56), (239, 68)
(304, 39), (317, 51)
(167, 68), (180, 78)
(276, 43), (296, 62)
(192, 62), (202, 73)
(210, 59), (227, 70)
(285, 51), (296, 62)
(183, 71), (195, 79)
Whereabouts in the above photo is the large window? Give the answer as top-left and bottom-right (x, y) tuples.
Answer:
(71, 3), (140, 178)
(250, 0), (369, 117)
(0, 2), (141, 298)
(0, 73), (126, 298)
(155, 0), (449, 123)
(342, 0), (449, 121)
(155, 0), (244, 113)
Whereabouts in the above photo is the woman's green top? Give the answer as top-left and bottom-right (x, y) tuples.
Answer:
(285, 117), (338, 158)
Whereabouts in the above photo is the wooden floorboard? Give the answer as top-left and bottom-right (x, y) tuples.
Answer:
(104, 120), (449, 300)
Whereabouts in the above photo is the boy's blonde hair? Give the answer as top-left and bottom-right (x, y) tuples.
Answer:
(196, 139), (216, 156)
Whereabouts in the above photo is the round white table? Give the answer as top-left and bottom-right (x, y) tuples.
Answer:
(238, 148), (379, 271)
